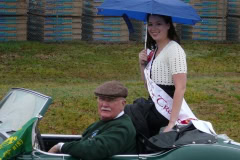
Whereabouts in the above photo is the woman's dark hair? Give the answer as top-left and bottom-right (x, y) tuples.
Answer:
(146, 14), (180, 50)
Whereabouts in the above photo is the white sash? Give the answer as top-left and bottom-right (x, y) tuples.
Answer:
(144, 49), (216, 135)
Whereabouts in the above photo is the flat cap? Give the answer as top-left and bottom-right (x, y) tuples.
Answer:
(94, 81), (128, 98)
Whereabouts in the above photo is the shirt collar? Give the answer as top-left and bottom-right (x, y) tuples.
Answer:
(114, 111), (124, 119)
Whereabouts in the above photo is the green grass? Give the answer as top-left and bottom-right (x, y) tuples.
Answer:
(0, 41), (240, 142)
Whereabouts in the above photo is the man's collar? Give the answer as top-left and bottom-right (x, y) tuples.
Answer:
(114, 111), (124, 119)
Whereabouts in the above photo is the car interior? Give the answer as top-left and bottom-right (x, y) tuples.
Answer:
(37, 133), (82, 152)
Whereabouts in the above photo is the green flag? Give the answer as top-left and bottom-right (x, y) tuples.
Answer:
(0, 117), (38, 160)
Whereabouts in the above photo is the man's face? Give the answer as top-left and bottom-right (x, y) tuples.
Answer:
(97, 96), (126, 121)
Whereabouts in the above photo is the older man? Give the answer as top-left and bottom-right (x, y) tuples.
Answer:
(48, 81), (136, 160)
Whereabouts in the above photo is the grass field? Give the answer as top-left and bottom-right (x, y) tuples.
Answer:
(0, 41), (239, 141)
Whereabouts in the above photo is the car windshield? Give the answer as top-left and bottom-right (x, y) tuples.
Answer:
(0, 89), (48, 132)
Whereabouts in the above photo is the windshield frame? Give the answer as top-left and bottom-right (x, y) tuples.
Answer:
(0, 88), (52, 133)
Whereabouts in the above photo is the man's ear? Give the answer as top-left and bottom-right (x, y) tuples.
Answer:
(122, 99), (126, 106)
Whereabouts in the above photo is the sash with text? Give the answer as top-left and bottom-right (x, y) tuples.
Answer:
(144, 49), (215, 134)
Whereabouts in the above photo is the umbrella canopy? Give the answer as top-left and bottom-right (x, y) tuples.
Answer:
(97, 0), (201, 25)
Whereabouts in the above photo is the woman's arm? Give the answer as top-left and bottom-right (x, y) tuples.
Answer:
(163, 73), (187, 132)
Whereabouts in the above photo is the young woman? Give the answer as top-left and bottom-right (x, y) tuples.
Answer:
(138, 14), (188, 136)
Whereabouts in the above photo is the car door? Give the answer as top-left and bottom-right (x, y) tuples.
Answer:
(0, 88), (52, 142)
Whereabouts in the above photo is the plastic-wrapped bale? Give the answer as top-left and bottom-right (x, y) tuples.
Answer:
(0, 0), (27, 16)
(0, 16), (27, 41)
(86, 16), (129, 42)
(181, 18), (226, 41)
(228, 0), (240, 16)
(227, 17), (240, 42)
(28, 14), (82, 42)
(28, 0), (83, 16)
(181, 0), (227, 18)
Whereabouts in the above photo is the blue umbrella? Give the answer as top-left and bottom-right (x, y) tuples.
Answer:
(97, 0), (201, 25)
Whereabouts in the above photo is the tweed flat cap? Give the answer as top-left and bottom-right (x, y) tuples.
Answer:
(94, 81), (128, 98)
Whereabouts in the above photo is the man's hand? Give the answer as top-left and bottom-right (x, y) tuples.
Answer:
(48, 144), (60, 153)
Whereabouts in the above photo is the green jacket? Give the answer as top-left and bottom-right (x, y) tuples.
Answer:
(61, 114), (136, 160)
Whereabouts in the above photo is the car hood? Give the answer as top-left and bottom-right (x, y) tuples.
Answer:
(0, 88), (52, 133)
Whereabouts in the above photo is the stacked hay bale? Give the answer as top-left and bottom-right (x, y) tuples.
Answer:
(81, 0), (94, 41)
(227, 0), (240, 42)
(81, 0), (130, 42)
(181, 0), (227, 41)
(27, 0), (84, 42)
(0, 0), (27, 41)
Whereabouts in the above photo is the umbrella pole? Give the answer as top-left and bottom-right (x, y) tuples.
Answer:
(144, 24), (147, 50)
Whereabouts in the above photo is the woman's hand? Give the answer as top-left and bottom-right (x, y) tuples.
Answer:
(163, 121), (175, 132)
(139, 49), (148, 66)
(138, 49), (148, 88)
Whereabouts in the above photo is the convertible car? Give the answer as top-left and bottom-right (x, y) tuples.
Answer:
(0, 88), (240, 160)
